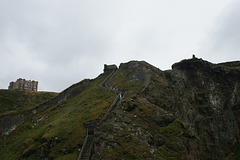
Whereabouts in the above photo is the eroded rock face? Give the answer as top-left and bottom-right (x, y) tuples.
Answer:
(0, 114), (25, 135)
(169, 58), (240, 159)
(92, 58), (240, 160)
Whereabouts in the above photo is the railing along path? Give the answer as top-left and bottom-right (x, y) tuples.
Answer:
(78, 68), (125, 160)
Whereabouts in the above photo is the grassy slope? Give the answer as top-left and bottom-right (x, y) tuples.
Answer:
(0, 72), (115, 160)
(0, 89), (58, 115)
(230, 143), (240, 160)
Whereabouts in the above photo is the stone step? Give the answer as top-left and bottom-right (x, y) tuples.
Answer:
(78, 135), (94, 160)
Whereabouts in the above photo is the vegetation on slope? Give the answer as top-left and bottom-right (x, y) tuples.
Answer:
(0, 72), (115, 160)
(0, 89), (58, 115)
(96, 96), (187, 159)
(94, 61), (187, 159)
(1, 59), (239, 160)
(108, 61), (147, 99)
(230, 143), (240, 160)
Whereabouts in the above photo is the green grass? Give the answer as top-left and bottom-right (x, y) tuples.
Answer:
(155, 119), (186, 159)
(102, 134), (153, 159)
(137, 99), (186, 159)
(158, 119), (183, 135)
(0, 89), (58, 115)
(108, 67), (144, 98)
(230, 143), (240, 160)
(0, 72), (115, 159)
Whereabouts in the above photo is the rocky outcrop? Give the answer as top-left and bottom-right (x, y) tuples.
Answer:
(0, 114), (25, 136)
(134, 58), (240, 159)
(168, 58), (240, 159)
(119, 61), (157, 87)
(92, 58), (240, 159)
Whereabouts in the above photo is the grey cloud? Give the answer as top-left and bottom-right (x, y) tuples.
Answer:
(200, 1), (240, 62)
(0, 0), (238, 92)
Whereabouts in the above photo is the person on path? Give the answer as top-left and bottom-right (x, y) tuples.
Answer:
(120, 92), (123, 100)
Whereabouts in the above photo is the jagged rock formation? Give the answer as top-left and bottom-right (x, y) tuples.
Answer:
(91, 58), (240, 159)
(169, 59), (240, 159)
(0, 114), (25, 136)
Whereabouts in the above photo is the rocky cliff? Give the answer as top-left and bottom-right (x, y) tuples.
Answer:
(92, 58), (240, 159)
(0, 58), (239, 160)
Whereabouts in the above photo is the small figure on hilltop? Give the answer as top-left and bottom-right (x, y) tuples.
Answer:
(192, 54), (196, 59)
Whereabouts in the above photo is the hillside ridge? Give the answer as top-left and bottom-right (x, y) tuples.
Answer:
(0, 58), (240, 160)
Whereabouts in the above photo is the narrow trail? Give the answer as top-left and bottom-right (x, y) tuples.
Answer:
(78, 68), (125, 160)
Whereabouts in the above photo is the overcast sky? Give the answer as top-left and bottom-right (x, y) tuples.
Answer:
(0, 0), (239, 92)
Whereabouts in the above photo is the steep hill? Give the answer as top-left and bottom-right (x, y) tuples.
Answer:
(0, 72), (116, 160)
(0, 90), (58, 137)
(0, 58), (240, 160)
(0, 89), (58, 115)
(93, 59), (240, 160)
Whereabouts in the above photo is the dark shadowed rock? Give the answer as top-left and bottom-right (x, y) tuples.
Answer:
(0, 114), (25, 135)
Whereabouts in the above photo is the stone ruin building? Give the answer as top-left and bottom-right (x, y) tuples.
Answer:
(104, 64), (117, 72)
(8, 78), (38, 91)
